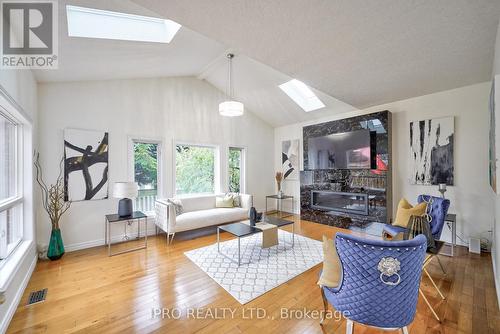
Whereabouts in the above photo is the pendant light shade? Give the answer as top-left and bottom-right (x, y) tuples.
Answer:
(219, 100), (244, 117)
(219, 53), (244, 117)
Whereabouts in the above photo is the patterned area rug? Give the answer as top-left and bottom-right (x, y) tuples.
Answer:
(184, 230), (324, 304)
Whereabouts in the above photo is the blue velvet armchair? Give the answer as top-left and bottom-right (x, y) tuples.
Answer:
(383, 195), (451, 322)
(384, 195), (450, 241)
(320, 232), (427, 333)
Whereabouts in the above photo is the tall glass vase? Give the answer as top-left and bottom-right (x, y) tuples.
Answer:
(47, 228), (65, 260)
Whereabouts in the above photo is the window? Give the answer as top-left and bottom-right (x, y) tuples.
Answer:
(133, 141), (160, 213)
(279, 79), (325, 112)
(228, 147), (245, 193)
(0, 111), (23, 259)
(66, 5), (181, 43)
(175, 144), (216, 195)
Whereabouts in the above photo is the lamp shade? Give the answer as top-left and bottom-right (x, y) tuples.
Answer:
(113, 182), (138, 199)
(219, 100), (244, 117)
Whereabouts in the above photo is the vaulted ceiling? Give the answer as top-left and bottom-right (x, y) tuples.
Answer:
(35, 0), (500, 127)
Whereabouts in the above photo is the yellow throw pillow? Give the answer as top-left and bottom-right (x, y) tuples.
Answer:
(216, 194), (234, 208)
(317, 235), (342, 288)
(393, 198), (427, 228)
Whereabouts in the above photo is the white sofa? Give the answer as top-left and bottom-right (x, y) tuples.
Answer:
(155, 194), (253, 243)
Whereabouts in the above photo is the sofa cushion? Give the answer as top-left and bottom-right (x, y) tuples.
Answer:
(227, 193), (241, 207)
(216, 194), (235, 208)
(180, 195), (216, 212)
(167, 198), (183, 216)
(176, 207), (248, 232)
(393, 198), (427, 228)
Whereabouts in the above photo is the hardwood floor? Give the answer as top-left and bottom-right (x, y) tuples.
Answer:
(7, 216), (500, 334)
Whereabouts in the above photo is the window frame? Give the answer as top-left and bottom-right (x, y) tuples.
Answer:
(173, 141), (220, 197)
(0, 99), (28, 261)
(227, 146), (246, 194)
(128, 136), (163, 215)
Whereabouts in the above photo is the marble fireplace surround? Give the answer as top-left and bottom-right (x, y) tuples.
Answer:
(300, 110), (392, 228)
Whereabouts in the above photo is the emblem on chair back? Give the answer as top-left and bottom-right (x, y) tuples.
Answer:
(378, 257), (401, 286)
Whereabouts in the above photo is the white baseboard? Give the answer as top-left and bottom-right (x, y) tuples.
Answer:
(64, 227), (158, 252)
(0, 253), (37, 334)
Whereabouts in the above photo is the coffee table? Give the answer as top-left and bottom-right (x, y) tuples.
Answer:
(217, 217), (295, 266)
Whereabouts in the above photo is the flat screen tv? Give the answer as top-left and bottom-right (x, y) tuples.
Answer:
(307, 129), (376, 170)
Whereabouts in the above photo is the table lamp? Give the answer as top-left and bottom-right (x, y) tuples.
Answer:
(113, 182), (138, 217)
(438, 183), (447, 199)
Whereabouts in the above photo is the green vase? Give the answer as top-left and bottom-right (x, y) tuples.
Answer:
(47, 228), (65, 260)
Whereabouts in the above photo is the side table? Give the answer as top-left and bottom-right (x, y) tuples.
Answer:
(105, 211), (148, 256)
(265, 195), (294, 218)
(442, 213), (457, 257)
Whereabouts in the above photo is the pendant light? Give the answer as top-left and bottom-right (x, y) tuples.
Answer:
(219, 53), (244, 117)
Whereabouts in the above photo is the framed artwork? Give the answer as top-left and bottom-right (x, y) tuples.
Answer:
(409, 116), (454, 185)
(64, 128), (109, 201)
(282, 139), (300, 180)
(490, 80), (497, 193)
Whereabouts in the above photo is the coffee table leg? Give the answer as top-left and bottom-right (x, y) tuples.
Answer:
(238, 237), (241, 266)
(217, 227), (220, 253)
(292, 223), (295, 247)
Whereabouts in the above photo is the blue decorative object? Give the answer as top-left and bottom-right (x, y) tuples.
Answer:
(249, 207), (257, 226)
(320, 232), (426, 332)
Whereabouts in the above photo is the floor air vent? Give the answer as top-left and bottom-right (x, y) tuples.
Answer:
(27, 288), (47, 305)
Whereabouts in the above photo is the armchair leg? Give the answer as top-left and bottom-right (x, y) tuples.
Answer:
(346, 319), (353, 334)
(419, 288), (441, 322)
(320, 287), (328, 325)
(401, 326), (409, 334)
(423, 268), (445, 300)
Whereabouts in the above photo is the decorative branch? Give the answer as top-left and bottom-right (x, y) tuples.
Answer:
(34, 152), (71, 230)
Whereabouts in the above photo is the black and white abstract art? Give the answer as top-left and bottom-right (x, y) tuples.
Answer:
(64, 129), (109, 201)
(282, 139), (300, 180)
(409, 117), (454, 185)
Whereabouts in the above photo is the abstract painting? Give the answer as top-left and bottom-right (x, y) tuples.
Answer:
(489, 80), (497, 193)
(409, 117), (454, 185)
(64, 128), (109, 201)
(282, 139), (299, 180)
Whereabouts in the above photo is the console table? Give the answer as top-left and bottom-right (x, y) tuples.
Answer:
(265, 195), (294, 218)
(105, 211), (148, 256)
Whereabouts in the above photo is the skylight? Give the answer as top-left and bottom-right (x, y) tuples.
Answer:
(66, 5), (181, 43)
(279, 79), (325, 112)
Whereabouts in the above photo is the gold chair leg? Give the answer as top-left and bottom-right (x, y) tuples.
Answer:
(320, 287), (328, 325)
(419, 288), (440, 322)
(423, 268), (445, 300)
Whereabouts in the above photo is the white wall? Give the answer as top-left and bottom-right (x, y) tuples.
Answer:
(275, 82), (493, 245)
(37, 77), (275, 251)
(0, 69), (38, 333)
(491, 19), (500, 311)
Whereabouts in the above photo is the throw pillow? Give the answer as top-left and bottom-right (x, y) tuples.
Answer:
(393, 198), (427, 228)
(216, 194), (234, 208)
(317, 235), (342, 288)
(227, 192), (241, 207)
(167, 198), (183, 216)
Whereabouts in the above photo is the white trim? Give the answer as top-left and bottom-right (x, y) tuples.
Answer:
(173, 140), (220, 196)
(0, 249), (36, 334)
